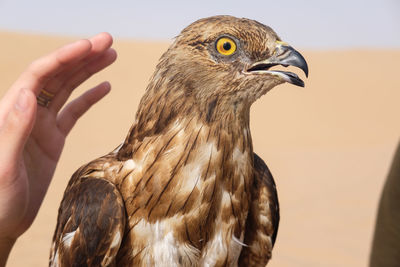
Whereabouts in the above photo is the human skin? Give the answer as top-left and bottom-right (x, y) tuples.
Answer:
(0, 32), (117, 266)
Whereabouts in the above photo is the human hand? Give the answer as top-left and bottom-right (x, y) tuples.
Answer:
(0, 33), (117, 265)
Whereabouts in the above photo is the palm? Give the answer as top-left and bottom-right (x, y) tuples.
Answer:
(31, 109), (66, 161)
(19, 113), (65, 235)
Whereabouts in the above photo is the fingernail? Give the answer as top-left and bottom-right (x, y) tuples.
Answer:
(15, 89), (29, 112)
(103, 81), (111, 92)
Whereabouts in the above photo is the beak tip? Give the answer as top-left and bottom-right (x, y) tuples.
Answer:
(298, 53), (309, 78)
(304, 62), (309, 77)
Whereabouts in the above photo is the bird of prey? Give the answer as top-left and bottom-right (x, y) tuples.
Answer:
(49, 15), (308, 267)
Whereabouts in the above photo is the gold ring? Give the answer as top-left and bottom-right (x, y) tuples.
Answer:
(37, 89), (54, 107)
(37, 89), (55, 107)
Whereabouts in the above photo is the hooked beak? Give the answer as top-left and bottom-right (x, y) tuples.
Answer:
(247, 41), (309, 87)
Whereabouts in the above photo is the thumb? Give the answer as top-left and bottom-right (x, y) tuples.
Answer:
(0, 89), (36, 175)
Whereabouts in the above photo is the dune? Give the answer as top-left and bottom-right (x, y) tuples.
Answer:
(1, 31), (399, 266)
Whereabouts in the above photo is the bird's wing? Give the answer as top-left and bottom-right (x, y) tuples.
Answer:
(49, 175), (126, 267)
(239, 152), (280, 266)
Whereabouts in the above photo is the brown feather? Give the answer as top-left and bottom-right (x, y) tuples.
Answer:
(239, 153), (280, 266)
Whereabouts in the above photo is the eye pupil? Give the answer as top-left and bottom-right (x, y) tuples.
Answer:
(223, 42), (231, 51)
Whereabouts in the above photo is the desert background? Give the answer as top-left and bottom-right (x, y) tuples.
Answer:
(0, 0), (399, 265)
(0, 30), (399, 266)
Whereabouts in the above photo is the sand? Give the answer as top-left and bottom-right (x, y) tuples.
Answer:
(1, 31), (399, 266)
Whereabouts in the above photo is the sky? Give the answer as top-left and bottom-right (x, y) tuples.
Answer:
(0, 0), (399, 49)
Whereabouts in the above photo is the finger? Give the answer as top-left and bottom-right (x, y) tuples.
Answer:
(0, 89), (36, 179)
(48, 48), (117, 114)
(44, 32), (114, 95)
(57, 82), (111, 136)
(0, 39), (93, 120)
(18, 39), (93, 94)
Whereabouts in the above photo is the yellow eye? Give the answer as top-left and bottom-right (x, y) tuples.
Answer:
(216, 37), (237, 56)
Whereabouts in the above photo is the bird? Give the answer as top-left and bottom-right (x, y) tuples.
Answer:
(49, 15), (308, 267)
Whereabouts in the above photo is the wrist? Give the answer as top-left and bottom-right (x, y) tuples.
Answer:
(0, 237), (16, 267)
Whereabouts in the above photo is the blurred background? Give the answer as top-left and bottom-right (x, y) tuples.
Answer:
(0, 0), (399, 266)
(0, 0), (399, 48)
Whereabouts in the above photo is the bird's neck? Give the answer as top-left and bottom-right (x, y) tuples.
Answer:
(118, 72), (254, 161)
(133, 78), (251, 134)
(120, 107), (252, 156)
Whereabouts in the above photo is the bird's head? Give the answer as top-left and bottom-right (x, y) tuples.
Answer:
(152, 16), (307, 104)
(136, 15), (308, 133)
